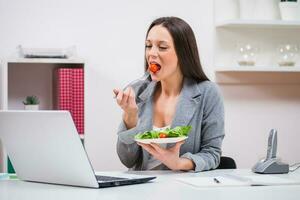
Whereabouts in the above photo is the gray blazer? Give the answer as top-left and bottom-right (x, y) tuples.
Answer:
(116, 78), (225, 172)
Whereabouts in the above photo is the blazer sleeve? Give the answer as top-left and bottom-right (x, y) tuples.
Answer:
(116, 81), (149, 169)
(116, 119), (143, 169)
(181, 83), (225, 172)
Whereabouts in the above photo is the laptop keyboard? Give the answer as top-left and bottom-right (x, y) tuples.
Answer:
(96, 175), (127, 182)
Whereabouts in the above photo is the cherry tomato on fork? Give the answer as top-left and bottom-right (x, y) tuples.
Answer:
(148, 63), (161, 73)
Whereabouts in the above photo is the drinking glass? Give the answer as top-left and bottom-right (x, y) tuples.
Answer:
(277, 44), (299, 67)
(236, 43), (259, 66)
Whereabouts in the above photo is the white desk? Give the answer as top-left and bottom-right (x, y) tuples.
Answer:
(0, 169), (300, 200)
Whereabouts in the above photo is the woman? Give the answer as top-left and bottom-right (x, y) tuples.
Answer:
(113, 17), (224, 172)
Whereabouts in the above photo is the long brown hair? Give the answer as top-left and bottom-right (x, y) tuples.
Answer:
(144, 17), (209, 82)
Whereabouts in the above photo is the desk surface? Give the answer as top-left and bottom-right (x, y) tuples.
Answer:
(1, 169), (300, 200)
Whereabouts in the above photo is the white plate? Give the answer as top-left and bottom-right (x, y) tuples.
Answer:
(135, 136), (188, 144)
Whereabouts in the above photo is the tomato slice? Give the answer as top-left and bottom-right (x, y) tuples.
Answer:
(159, 133), (167, 138)
(148, 63), (161, 73)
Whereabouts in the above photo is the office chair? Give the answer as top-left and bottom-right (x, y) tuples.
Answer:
(216, 156), (237, 169)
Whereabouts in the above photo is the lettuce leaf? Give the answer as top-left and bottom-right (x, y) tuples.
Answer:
(134, 126), (192, 139)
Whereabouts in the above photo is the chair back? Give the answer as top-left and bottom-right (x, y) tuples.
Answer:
(217, 156), (237, 169)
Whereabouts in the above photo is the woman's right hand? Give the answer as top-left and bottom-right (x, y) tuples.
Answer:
(113, 87), (138, 129)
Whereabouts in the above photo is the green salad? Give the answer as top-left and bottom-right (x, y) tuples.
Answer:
(134, 126), (192, 139)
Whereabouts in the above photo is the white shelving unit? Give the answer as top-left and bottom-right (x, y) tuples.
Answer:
(214, 1), (300, 168)
(216, 20), (300, 29)
(1, 57), (85, 110)
(0, 57), (85, 172)
(214, 17), (300, 83)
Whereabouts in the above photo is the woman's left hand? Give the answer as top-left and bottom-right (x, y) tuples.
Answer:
(137, 141), (194, 171)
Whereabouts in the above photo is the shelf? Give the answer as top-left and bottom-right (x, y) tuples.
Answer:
(1, 58), (85, 173)
(216, 20), (300, 29)
(215, 66), (300, 72)
(215, 66), (300, 84)
(7, 57), (85, 64)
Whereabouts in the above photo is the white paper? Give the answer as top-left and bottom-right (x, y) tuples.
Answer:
(243, 175), (300, 186)
(176, 174), (300, 188)
(177, 176), (250, 187)
(18, 45), (77, 58)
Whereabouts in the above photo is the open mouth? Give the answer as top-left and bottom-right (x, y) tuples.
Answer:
(148, 63), (161, 73)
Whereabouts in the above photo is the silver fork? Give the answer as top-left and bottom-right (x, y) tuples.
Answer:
(114, 71), (150, 98)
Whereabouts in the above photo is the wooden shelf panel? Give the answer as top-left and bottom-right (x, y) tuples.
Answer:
(215, 66), (300, 72)
(214, 69), (300, 84)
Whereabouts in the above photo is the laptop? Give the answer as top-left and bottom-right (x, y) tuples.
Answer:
(0, 110), (156, 188)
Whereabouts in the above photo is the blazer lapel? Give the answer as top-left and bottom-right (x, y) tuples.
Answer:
(136, 81), (157, 132)
(168, 78), (202, 148)
(171, 78), (202, 128)
(136, 81), (157, 168)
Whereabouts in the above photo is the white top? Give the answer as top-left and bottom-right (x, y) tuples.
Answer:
(145, 125), (170, 170)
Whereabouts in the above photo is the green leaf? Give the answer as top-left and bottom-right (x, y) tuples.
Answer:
(134, 125), (192, 139)
(23, 95), (40, 105)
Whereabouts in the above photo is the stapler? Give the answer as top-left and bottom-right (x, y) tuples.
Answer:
(252, 129), (289, 174)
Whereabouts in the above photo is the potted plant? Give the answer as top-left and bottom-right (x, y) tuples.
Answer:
(23, 95), (40, 110)
(279, 0), (300, 20)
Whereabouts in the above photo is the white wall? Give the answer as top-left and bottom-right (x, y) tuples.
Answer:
(0, 0), (299, 171)
(221, 84), (300, 167)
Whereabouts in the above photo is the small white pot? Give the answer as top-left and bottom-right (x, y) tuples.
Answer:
(279, 2), (300, 20)
(215, 0), (239, 22)
(24, 105), (39, 110)
(240, 0), (280, 20)
(239, 0), (256, 20)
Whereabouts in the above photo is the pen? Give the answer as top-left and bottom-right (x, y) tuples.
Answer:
(213, 178), (220, 184)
